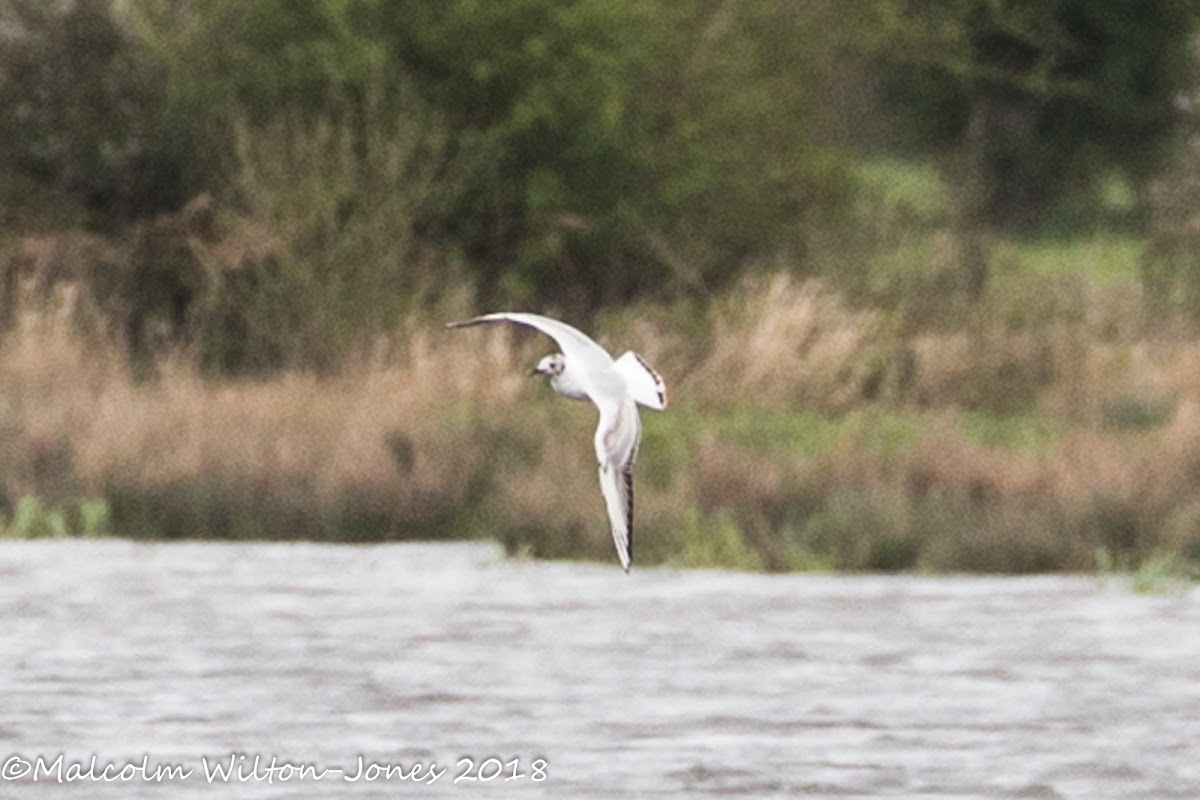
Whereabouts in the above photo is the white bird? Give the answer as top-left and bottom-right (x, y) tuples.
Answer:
(445, 312), (667, 572)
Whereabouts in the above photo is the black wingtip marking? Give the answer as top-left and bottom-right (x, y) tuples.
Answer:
(631, 351), (668, 409)
(624, 464), (634, 569)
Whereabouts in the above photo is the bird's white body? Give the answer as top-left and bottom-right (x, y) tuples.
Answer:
(538, 353), (591, 402)
(446, 312), (666, 571)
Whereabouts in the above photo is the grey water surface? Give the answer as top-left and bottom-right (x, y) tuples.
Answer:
(1, 539), (1197, 799)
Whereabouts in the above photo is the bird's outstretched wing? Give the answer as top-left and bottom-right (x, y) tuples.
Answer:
(613, 351), (668, 410)
(595, 397), (641, 572)
(446, 312), (614, 369)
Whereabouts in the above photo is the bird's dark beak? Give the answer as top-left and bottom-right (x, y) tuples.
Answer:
(529, 366), (542, 377)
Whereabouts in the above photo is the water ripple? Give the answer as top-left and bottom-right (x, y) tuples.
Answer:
(0, 540), (1196, 798)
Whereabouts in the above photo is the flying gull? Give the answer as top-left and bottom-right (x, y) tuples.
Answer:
(446, 312), (667, 571)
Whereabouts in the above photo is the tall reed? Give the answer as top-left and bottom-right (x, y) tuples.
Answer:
(0, 271), (1198, 574)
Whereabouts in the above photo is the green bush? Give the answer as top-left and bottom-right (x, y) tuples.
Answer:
(0, 1), (207, 224)
(0, 497), (111, 539)
(673, 508), (764, 571)
(132, 0), (856, 309)
(870, 0), (1199, 227)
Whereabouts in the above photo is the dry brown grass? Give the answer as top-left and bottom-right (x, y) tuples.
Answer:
(682, 275), (885, 410)
(2, 270), (1200, 572)
(0, 310), (532, 539)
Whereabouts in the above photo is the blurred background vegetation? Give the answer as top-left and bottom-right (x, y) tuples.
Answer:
(2, 0), (1200, 578)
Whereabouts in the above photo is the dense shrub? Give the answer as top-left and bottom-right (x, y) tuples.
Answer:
(869, 0), (1200, 227)
(380, 0), (856, 306)
(0, 0), (204, 225)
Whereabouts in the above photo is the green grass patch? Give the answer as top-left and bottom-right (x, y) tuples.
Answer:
(840, 409), (922, 460)
(0, 496), (112, 539)
(855, 159), (951, 227)
(672, 508), (764, 571)
(999, 234), (1144, 286)
(1096, 547), (1199, 594)
(960, 411), (1061, 449)
(641, 407), (843, 488)
(719, 407), (842, 454)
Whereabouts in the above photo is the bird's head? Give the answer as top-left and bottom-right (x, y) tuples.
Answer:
(532, 353), (567, 378)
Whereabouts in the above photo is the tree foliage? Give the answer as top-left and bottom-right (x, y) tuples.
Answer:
(1, 0), (1199, 372)
(379, 0), (856, 306)
(869, 0), (1200, 227)
(0, 0), (190, 223)
(132, 0), (856, 307)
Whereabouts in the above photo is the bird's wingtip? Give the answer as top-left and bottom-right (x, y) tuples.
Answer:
(445, 314), (505, 330)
